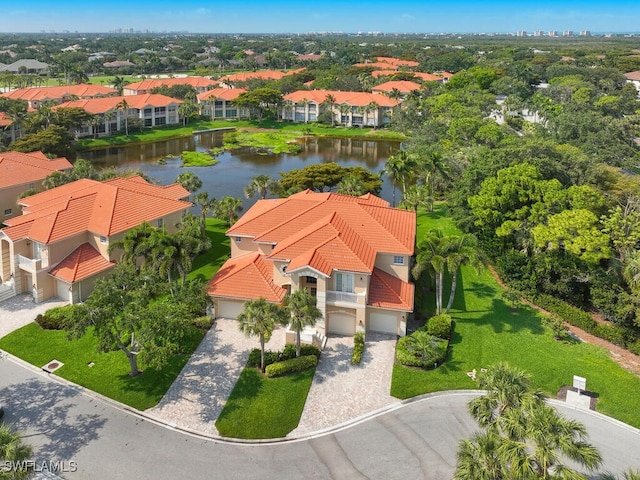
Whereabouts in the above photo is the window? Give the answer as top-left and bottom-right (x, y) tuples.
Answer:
(4, 208), (11, 216)
(235, 236), (242, 243)
(393, 256), (405, 265)
(154, 107), (166, 114)
(99, 236), (107, 244)
(155, 117), (166, 126)
(335, 272), (354, 293)
(29, 183), (35, 189)
(144, 118), (153, 127)
(157, 218), (164, 228)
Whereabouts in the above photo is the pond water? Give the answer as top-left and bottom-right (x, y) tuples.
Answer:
(78, 131), (401, 209)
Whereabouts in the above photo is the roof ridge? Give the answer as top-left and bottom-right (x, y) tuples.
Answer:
(253, 197), (325, 240)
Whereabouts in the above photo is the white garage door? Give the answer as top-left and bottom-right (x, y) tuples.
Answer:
(328, 311), (356, 336)
(368, 311), (398, 334)
(217, 299), (246, 319)
(56, 280), (70, 303)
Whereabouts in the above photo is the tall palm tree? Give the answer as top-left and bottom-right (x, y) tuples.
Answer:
(193, 191), (217, 224)
(623, 249), (640, 292)
(337, 174), (367, 196)
(416, 148), (450, 212)
(115, 99), (130, 136)
(0, 424), (33, 479)
(143, 229), (193, 298)
(175, 171), (203, 195)
(458, 362), (602, 480)
(108, 222), (154, 265)
(284, 289), (323, 357)
(244, 175), (276, 200)
(338, 103), (351, 126)
(215, 196), (243, 226)
(445, 233), (486, 313)
(383, 150), (416, 206)
(112, 76), (127, 96)
(322, 93), (337, 126)
(237, 298), (289, 372)
(412, 229), (451, 315)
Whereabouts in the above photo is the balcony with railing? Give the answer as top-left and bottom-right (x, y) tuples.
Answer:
(326, 290), (363, 305)
(16, 254), (42, 272)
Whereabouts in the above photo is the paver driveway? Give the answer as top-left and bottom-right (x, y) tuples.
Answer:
(0, 294), (68, 339)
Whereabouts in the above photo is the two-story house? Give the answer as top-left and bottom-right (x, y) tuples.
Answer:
(0, 176), (190, 303)
(1, 84), (117, 110)
(208, 190), (415, 337)
(0, 151), (72, 222)
(196, 88), (250, 120)
(123, 77), (219, 95)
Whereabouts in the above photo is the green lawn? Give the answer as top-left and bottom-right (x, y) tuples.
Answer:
(215, 366), (315, 439)
(0, 323), (203, 410)
(188, 218), (230, 282)
(392, 206), (640, 429)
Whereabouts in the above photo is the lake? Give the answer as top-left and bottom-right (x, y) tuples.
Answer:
(78, 131), (401, 209)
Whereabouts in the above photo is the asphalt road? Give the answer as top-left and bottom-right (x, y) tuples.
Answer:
(1, 356), (639, 479)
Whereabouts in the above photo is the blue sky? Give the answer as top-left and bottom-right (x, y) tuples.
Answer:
(2, 1), (640, 34)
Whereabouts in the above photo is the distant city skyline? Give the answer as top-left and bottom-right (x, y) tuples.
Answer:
(1, 1), (640, 35)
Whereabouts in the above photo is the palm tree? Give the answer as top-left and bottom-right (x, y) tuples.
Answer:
(383, 150), (416, 206)
(115, 99), (130, 136)
(178, 100), (199, 126)
(281, 99), (294, 121)
(175, 171), (203, 196)
(237, 298), (289, 372)
(364, 101), (379, 127)
(143, 229), (193, 298)
(244, 175), (276, 200)
(0, 424), (33, 479)
(399, 184), (430, 213)
(458, 362), (602, 480)
(445, 233), (486, 313)
(284, 289), (323, 357)
(215, 196), (243, 226)
(412, 229), (451, 315)
(338, 103), (352, 126)
(322, 93), (337, 126)
(416, 148), (450, 212)
(623, 250), (640, 292)
(337, 174), (367, 196)
(112, 76), (127, 95)
(108, 222), (154, 265)
(193, 191), (217, 224)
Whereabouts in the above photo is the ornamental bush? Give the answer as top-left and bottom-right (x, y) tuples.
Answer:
(247, 344), (321, 368)
(35, 305), (76, 330)
(265, 355), (318, 378)
(424, 314), (453, 340)
(351, 332), (365, 364)
(396, 331), (448, 369)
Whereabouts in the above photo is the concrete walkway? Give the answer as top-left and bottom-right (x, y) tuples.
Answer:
(290, 332), (398, 436)
(146, 318), (286, 436)
(0, 294), (68, 339)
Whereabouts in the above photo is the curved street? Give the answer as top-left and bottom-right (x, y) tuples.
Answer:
(1, 355), (639, 479)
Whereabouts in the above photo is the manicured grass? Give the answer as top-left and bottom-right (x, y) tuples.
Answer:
(181, 151), (218, 167)
(188, 218), (230, 282)
(215, 366), (315, 439)
(0, 323), (204, 410)
(392, 206), (640, 429)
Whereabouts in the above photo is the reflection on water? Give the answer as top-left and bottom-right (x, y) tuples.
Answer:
(78, 131), (401, 208)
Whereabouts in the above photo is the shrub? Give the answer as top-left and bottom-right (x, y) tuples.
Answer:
(592, 323), (631, 347)
(628, 340), (640, 356)
(425, 314), (452, 340)
(247, 349), (280, 368)
(534, 295), (597, 332)
(265, 355), (318, 378)
(396, 331), (447, 369)
(35, 305), (76, 330)
(352, 332), (365, 364)
(542, 315), (566, 339)
(247, 344), (321, 368)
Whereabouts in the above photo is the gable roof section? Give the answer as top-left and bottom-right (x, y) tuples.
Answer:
(228, 190), (415, 275)
(626, 71), (640, 81)
(125, 76), (218, 92)
(49, 242), (115, 283)
(207, 252), (287, 302)
(197, 87), (247, 102)
(0, 151), (72, 189)
(372, 80), (422, 94)
(218, 70), (299, 83)
(2, 176), (191, 243)
(1, 84), (116, 102)
(284, 90), (400, 107)
(55, 94), (182, 115)
(368, 267), (414, 311)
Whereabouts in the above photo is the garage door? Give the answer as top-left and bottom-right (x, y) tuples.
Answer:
(216, 299), (246, 319)
(368, 311), (397, 334)
(56, 280), (70, 303)
(328, 311), (356, 336)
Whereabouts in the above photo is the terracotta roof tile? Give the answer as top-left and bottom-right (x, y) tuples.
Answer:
(207, 252), (287, 302)
(197, 87), (247, 102)
(626, 71), (640, 81)
(372, 80), (422, 94)
(0, 151), (72, 189)
(0, 112), (12, 127)
(2, 176), (191, 243)
(283, 90), (400, 107)
(54, 94), (182, 115)
(1, 84), (116, 102)
(124, 76), (218, 92)
(368, 267), (414, 311)
(49, 242), (115, 282)
(375, 57), (420, 68)
(219, 71), (289, 83)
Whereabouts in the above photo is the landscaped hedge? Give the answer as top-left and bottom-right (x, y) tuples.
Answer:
(396, 332), (448, 369)
(533, 294), (638, 348)
(35, 305), (76, 330)
(265, 355), (318, 378)
(247, 343), (321, 369)
(423, 314), (453, 340)
(351, 332), (365, 364)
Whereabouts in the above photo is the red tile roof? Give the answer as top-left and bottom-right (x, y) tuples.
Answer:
(49, 243), (115, 283)
(412, 72), (446, 82)
(368, 267), (414, 311)
(625, 71), (640, 81)
(2, 176), (190, 243)
(376, 57), (420, 68)
(0, 112), (12, 127)
(196, 87), (247, 102)
(353, 62), (398, 70)
(54, 94), (182, 114)
(284, 90), (400, 108)
(0, 151), (72, 189)
(218, 70), (299, 83)
(1, 84), (116, 102)
(207, 252), (287, 302)
(372, 80), (422, 94)
(124, 76), (218, 92)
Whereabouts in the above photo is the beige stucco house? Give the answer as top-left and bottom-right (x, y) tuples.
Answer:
(208, 190), (415, 337)
(0, 176), (190, 303)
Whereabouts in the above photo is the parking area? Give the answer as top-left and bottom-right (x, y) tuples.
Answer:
(0, 294), (68, 339)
